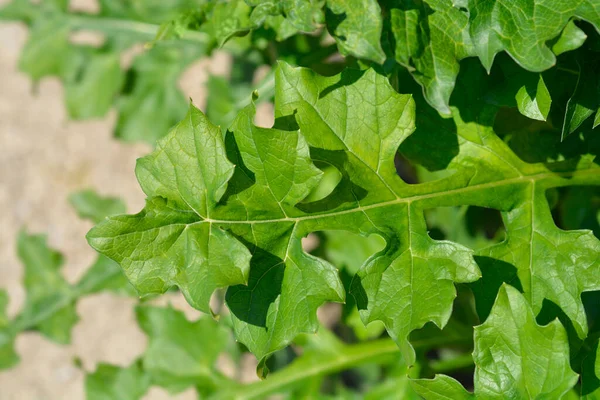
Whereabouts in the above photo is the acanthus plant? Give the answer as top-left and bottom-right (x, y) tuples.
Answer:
(1, 0), (600, 399)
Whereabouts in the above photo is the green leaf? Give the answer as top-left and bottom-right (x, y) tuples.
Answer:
(515, 73), (552, 121)
(64, 51), (124, 120)
(201, 0), (254, 47)
(75, 255), (136, 297)
(472, 176), (600, 338)
(387, 0), (473, 114)
(0, 229), (138, 370)
(135, 305), (229, 393)
(247, 0), (325, 33)
(0, 290), (18, 369)
(16, 231), (77, 344)
(325, 0), (386, 64)
(89, 61), (600, 370)
(90, 104), (251, 313)
(468, 0), (599, 73)
(69, 189), (126, 224)
(85, 362), (150, 400)
(136, 103), (236, 217)
(115, 45), (202, 144)
(18, 12), (70, 80)
(412, 285), (579, 399)
(231, 101), (324, 206)
(411, 374), (473, 400)
(280, 0), (325, 31)
(206, 66), (275, 132)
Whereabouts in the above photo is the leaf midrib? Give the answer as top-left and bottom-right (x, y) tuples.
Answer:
(198, 168), (598, 225)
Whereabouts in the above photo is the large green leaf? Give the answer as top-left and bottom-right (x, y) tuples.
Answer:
(89, 62), (600, 369)
(412, 285), (579, 399)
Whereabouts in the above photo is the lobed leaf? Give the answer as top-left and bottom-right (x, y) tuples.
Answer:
(468, 0), (600, 73)
(89, 61), (600, 369)
(412, 285), (579, 399)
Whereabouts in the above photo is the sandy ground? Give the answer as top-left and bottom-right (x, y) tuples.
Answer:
(0, 5), (255, 399)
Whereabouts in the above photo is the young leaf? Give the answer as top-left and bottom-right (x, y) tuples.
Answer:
(515, 74), (552, 122)
(412, 285), (579, 399)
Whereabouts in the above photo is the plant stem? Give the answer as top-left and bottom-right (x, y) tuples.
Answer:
(222, 338), (400, 400)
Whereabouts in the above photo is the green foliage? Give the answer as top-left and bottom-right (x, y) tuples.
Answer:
(0, 191), (133, 370)
(89, 57), (600, 395)
(3, 0), (600, 398)
(412, 285), (579, 399)
(5, 0), (599, 140)
(69, 189), (126, 223)
(83, 305), (236, 399)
